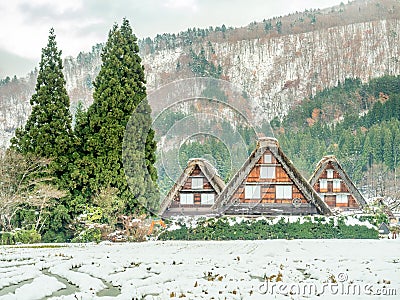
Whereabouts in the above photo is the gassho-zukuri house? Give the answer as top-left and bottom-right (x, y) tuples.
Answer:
(309, 155), (367, 212)
(213, 137), (332, 216)
(160, 137), (334, 217)
(159, 158), (226, 218)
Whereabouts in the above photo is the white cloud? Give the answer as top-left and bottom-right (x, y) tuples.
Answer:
(163, 0), (198, 12)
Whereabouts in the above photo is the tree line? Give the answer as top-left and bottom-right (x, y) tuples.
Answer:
(1, 20), (157, 242)
(137, 0), (400, 56)
(274, 75), (400, 200)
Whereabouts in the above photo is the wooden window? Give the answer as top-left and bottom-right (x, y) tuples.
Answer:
(320, 179), (328, 190)
(264, 154), (272, 163)
(201, 193), (214, 205)
(326, 169), (334, 179)
(276, 185), (292, 199)
(325, 195), (336, 206)
(333, 179), (341, 191)
(245, 185), (261, 199)
(336, 194), (348, 204)
(180, 193), (194, 205)
(191, 178), (203, 189)
(260, 166), (275, 179)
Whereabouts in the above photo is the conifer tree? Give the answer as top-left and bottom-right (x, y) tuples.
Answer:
(10, 28), (74, 241)
(11, 28), (74, 169)
(75, 19), (158, 213)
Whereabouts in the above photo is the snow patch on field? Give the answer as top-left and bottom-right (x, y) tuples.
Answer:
(0, 275), (66, 300)
(0, 240), (399, 299)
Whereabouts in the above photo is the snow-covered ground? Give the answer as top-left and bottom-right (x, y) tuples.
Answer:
(0, 240), (399, 299)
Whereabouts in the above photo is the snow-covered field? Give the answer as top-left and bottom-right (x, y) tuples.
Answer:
(1, 240), (399, 299)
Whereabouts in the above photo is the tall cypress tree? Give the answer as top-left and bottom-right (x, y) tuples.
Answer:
(10, 28), (74, 241)
(75, 19), (158, 213)
(11, 28), (74, 167)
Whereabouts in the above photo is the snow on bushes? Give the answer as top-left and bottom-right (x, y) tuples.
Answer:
(159, 215), (379, 240)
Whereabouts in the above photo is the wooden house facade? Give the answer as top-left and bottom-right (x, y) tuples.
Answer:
(212, 137), (332, 216)
(309, 155), (367, 211)
(159, 158), (225, 217)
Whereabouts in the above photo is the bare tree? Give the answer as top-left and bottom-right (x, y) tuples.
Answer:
(362, 163), (400, 212)
(0, 149), (66, 232)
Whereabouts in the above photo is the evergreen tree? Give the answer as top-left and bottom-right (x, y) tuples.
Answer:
(75, 19), (158, 213)
(10, 28), (74, 241)
(383, 127), (394, 169)
(393, 121), (400, 169)
(11, 28), (74, 167)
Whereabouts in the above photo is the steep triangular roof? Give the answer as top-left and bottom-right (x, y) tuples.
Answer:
(213, 137), (332, 215)
(378, 222), (390, 234)
(370, 197), (395, 219)
(158, 158), (225, 215)
(309, 155), (367, 209)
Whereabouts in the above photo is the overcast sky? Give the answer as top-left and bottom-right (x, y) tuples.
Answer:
(0, 0), (345, 79)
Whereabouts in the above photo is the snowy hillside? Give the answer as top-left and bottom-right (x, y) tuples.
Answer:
(1, 1), (400, 148)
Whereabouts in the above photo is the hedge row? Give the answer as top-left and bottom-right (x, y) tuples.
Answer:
(158, 217), (379, 240)
(0, 229), (41, 245)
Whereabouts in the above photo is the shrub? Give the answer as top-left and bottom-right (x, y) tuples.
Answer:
(356, 213), (389, 227)
(71, 227), (102, 243)
(14, 229), (41, 244)
(0, 229), (41, 245)
(158, 217), (379, 240)
(0, 232), (14, 245)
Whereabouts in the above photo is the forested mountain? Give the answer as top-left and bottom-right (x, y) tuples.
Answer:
(274, 75), (400, 200)
(1, 0), (400, 150)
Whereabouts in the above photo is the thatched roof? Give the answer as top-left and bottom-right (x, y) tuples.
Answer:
(213, 137), (332, 215)
(158, 158), (225, 216)
(309, 155), (367, 209)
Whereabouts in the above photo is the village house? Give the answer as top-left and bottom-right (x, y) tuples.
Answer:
(371, 197), (398, 225)
(391, 208), (400, 225)
(309, 155), (367, 212)
(159, 158), (225, 217)
(212, 137), (332, 216)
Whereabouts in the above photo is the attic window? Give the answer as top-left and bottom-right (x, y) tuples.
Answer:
(336, 194), (348, 204)
(276, 185), (292, 199)
(180, 193), (194, 205)
(245, 185), (261, 199)
(192, 178), (203, 189)
(260, 166), (275, 179)
(264, 154), (272, 163)
(326, 169), (334, 179)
